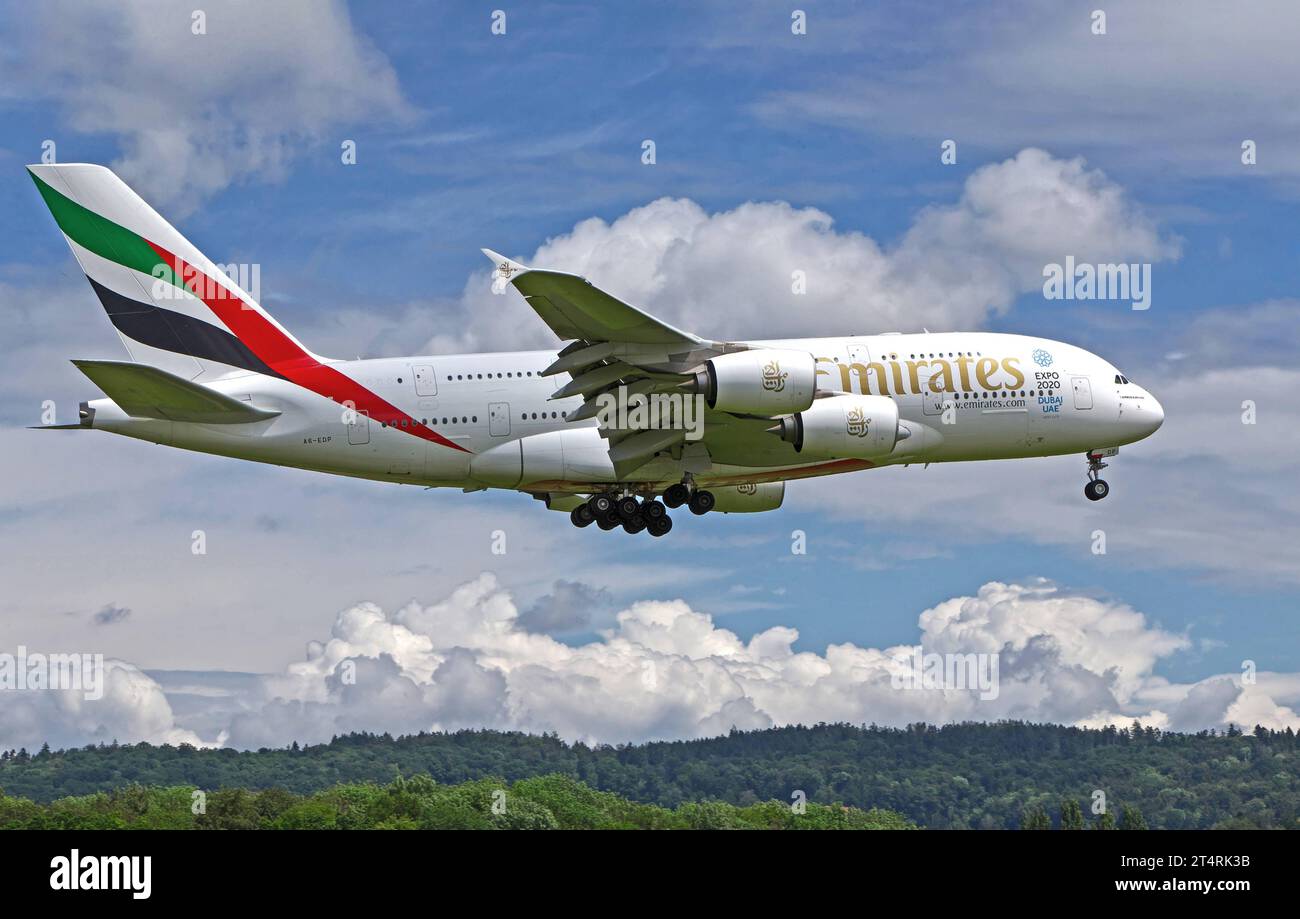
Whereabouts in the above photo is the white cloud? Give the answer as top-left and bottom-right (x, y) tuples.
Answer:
(0, 660), (202, 751)
(7, 573), (1296, 751)
(445, 149), (1177, 350)
(107, 574), (1300, 750)
(12, 0), (408, 211)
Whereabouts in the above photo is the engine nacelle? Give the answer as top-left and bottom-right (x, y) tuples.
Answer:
(693, 349), (817, 416)
(709, 481), (785, 513)
(772, 394), (905, 460)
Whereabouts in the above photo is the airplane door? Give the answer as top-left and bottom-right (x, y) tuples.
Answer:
(488, 402), (511, 436)
(347, 410), (371, 445)
(412, 365), (438, 397)
(916, 365), (946, 416)
(1071, 376), (1094, 410)
(847, 343), (870, 364)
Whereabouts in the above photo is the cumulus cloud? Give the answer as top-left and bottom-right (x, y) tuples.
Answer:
(8, 575), (1297, 751)
(517, 579), (615, 633)
(11, 0), (408, 211)
(0, 659), (202, 751)
(8, 574), (1270, 752)
(443, 149), (1177, 351)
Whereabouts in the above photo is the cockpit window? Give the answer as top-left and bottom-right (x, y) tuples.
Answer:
(1115, 374), (1131, 385)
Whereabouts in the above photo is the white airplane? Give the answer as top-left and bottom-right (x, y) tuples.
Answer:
(29, 164), (1164, 537)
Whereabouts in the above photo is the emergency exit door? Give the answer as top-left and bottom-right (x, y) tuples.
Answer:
(412, 365), (438, 396)
(488, 402), (511, 436)
(347, 410), (371, 445)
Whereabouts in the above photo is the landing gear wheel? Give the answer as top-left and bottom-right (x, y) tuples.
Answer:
(688, 489), (715, 515)
(596, 511), (620, 530)
(663, 483), (690, 508)
(623, 514), (648, 534)
(1084, 451), (1112, 502)
(588, 494), (613, 516)
(617, 495), (641, 520)
(648, 515), (673, 537)
(643, 500), (667, 521)
(570, 505), (595, 527)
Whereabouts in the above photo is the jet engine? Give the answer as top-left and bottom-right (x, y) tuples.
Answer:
(690, 349), (817, 415)
(770, 394), (906, 460)
(709, 481), (785, 513)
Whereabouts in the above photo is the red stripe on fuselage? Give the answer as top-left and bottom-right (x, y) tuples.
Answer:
(145, 240), (469, 454)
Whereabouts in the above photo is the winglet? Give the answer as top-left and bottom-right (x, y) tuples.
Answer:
(481, 248), (531, 293)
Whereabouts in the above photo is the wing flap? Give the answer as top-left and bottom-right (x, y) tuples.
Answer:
(608, 428), (687, 479)
(73, 359), (280, 424)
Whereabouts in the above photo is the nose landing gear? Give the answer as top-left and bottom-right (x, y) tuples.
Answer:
(1084, 451), (1111, 501)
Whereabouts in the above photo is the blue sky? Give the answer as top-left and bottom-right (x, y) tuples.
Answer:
(1, 0), (1298, 748)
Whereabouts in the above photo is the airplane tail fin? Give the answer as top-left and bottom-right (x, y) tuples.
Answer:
(27, 163), (318, 382)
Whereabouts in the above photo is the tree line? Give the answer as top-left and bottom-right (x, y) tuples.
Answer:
(2, 720), (1294, 829)
(0, 773), (913, 830)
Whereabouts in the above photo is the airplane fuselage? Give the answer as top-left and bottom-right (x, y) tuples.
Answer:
(84, 331), (1164, 495)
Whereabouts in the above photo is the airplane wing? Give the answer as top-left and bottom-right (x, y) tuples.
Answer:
(483, 249), (701, 347)
(481, 249), (743, 477)
(72, 359), (281, 424)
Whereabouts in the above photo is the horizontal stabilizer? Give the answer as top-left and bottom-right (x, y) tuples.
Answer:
(72, 359), (280, 424)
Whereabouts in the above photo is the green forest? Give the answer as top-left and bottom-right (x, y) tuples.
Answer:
(0, 773), (913, 830)
(2, 721), (1295, 829)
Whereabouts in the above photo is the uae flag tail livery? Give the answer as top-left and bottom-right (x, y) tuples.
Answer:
(28, 163), (314, 383)
(28, 163), (466, 453)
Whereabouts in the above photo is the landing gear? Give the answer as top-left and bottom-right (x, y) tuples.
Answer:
(1084, 451), (1111, 501)
(616, 495), (642, 520)
(577, 487), (701, 536)
(688, 489), (715, 515)
(1084, 479), (1109, 501)
(596, 510), (621, 530)
(663, 483), (690, 508)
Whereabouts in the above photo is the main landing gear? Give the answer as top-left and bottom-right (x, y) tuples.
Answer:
(570, 481), (716, 537)
(1084, 451), (1111, 502)
(663, 481), (715, 515)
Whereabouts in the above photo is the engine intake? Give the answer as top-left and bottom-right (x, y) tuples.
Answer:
(691, 349), (817, 416)
(771, 394), (906, 460)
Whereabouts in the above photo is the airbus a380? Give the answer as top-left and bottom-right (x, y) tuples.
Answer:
(28, 164), (1164, 537)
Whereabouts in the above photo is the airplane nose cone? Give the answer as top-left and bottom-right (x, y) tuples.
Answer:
(1128, 391), (1164, 437)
